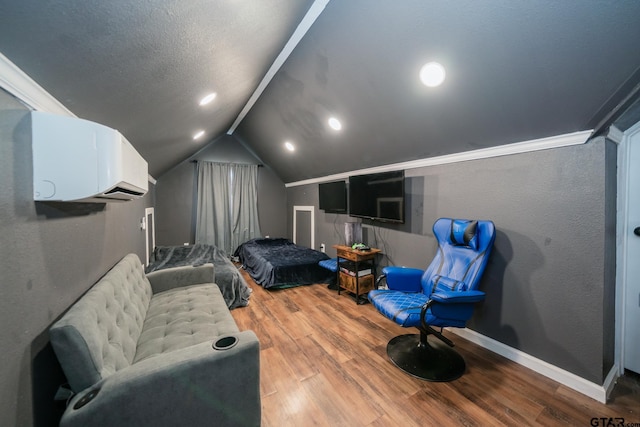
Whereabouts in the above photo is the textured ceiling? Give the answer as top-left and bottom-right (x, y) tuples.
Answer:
(0, 0), (314, 177)
(1, 1), (640, 182)
(235, 0), (640, 183)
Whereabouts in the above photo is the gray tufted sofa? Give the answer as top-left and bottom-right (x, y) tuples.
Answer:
(50, 253), (260, 427)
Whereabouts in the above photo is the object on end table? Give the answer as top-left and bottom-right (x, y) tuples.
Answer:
(351, 243), (371, 251)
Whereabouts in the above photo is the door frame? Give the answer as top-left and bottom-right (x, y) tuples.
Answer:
(144, 207), (155, 266)
(615, 120), (640, 375)
(293, 205), (315, 249)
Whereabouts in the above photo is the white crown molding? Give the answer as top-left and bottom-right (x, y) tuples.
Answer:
(0, 52), (75, 116)
(285, 130), (593, 187)
(607, 125), (624, 144)
(2, 51), (157, 186)
(451, 328), (617, 403)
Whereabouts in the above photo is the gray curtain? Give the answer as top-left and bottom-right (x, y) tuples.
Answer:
(195, 162), (261, 254)
(230, 164), (261, 252)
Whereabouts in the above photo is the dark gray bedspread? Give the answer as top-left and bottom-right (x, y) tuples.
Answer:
(146, 244), (251, 309)
(233, 238), (334, 289)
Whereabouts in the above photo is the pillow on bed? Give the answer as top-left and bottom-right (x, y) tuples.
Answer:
(449, 219), (478, 250)
(253, 237), (292, 246)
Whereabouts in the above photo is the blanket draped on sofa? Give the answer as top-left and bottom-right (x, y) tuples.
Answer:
(146, 244), (251, 309)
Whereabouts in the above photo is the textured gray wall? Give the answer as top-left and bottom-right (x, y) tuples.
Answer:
(155, 134), (287, 247)
(287, 138), (616, 385)
(0, 89), (154, 426)
(155, 162), (196, 246)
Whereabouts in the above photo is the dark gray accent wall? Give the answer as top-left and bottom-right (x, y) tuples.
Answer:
(286, 184), (351, 253)
(155, 162), (196, 246)
(287, 138), (616, 385)
(155, 134), (287, 247)
(0, 89), (154, 426)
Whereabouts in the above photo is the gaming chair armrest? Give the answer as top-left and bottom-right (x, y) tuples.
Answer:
(381, 266), (424, 292)
(429, 290), (485, 304)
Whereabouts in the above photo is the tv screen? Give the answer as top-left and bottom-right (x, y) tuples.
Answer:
(319, 180), (347, 213)
(349, 170), (405, 223)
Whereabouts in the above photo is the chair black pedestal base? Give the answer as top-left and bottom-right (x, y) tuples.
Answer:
(387, 334), (465, 382)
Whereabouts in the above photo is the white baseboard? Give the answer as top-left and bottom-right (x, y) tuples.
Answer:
(450, 328), (619, 403)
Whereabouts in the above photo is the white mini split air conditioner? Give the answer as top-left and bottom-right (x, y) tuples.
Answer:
(31, 111), (149, 202)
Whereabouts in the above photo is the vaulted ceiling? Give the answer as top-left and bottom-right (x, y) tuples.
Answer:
(1, 1), (640, 183)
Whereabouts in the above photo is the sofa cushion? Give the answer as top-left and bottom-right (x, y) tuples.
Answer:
(50, 254), (152, 392)
(133, 283), (239, 363)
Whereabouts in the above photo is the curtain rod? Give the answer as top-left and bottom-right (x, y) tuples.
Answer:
(190, 160), (263, 167)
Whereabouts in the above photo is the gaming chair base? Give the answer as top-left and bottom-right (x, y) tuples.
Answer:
(387, 334), (465, 382)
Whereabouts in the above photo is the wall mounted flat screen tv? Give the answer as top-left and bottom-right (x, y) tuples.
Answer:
(319, 180), (347, 213)
(349, 170), (405, 223)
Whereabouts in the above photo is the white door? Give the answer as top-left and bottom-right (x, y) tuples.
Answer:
(293, 206), (315, 249)
(145, 207), (155, 266)
(623, 124), (640, 374)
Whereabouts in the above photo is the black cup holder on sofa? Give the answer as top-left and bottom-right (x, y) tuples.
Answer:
(212, 336), (238, 350)
(74, 387), (100, 409)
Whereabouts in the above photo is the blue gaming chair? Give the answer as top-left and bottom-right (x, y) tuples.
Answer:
(368, 218), (496, 381)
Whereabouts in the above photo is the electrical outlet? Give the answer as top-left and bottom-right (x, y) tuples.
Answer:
(320, 243), (326, 253)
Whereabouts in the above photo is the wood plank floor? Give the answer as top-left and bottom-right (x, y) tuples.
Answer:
(231, 271), (640, 426)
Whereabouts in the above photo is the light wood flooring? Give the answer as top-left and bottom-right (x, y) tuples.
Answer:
(231, 270), (640, 426)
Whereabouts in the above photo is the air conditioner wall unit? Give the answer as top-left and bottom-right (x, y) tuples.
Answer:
(31, 111), (148, 202)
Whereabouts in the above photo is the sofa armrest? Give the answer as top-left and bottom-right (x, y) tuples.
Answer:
(59, 330), (260, 427)
(146, 263), (215, 294)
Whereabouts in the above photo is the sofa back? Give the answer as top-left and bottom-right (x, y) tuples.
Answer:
(50, 254), (152, 392)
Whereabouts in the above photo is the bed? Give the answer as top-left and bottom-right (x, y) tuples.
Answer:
(233, 238), (335, 289)
(146, 244), (252, 309)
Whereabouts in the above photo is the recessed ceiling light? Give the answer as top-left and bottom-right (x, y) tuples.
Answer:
(199, 92), (217, 106)
(419, 62), (446, 87)
(284, 141), (295, 152)
(328, 117), (342, 131)
(193, 130), (205, 140)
